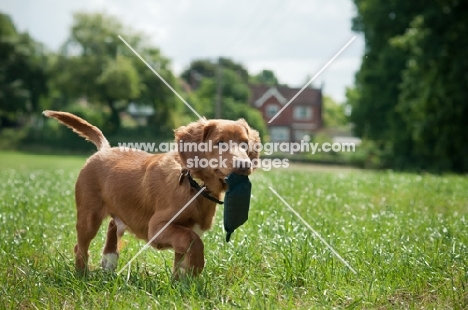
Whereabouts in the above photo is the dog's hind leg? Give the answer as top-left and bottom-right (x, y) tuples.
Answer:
(101, 217), (126, 271)
(74, 191), (105, 273)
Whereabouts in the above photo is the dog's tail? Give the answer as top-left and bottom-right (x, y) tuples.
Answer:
(43, 110), (111, 150)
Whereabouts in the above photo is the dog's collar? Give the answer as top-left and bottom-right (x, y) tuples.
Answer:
(179, 169), (224, 205)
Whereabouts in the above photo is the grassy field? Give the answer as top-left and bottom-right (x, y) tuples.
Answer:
(0, 151), (467, 309)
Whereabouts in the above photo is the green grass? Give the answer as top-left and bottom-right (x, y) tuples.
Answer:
(1, 151), (467, 309)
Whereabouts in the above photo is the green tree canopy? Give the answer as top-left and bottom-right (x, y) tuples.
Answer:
(0, 13), (48, 127)
(250, 69), (279, 86)
(191, 63), (267, 139)
(323, 96), (348, 128)
(348, 0), (468, 172)
(391, 3), (468, 171)
(349, 0), (425, 141)
(51, 12), (179, 134)
(181, 57), (250, 89)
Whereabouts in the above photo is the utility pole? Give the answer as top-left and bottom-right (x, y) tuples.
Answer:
(215, 57), (222, 119)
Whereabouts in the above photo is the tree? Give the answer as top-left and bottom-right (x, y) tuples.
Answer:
(323, 96), (348, 128)
(192, 65), (267, 139)
(97, 55), (140, 131)
(250, 69), (279, 86)
(349, 0), (425, 141)
(131, 47), (181, 133)
(0, 13), (48, 127)
(181, 57), (250, 90)
(391, 2), (468, 171)
(349, 0), (468, 172)
(53, 12), (178, 133)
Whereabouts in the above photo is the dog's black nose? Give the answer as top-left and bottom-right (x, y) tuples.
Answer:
(234, 158), (251, 175)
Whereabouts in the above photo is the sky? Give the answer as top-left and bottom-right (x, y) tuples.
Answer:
(0, 0), (364, 102)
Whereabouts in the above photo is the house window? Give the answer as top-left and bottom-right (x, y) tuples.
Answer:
(293, 106), (312, 120)
(294, 130), (310, 142)
(265, 104), (280, 118)
(270, 126), (290, 142)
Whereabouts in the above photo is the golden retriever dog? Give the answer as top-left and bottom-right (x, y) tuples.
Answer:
(43, 111), (260, 278)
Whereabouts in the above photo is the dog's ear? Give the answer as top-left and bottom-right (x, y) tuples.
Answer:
(247, 127), (261, 162)
(175, 119), (214, 168)
(237, 119), (261, 161)
(175, 120), (203, 168)
(202, 122), (217, 142)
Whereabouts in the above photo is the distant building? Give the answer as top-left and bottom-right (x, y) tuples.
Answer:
(127, 102), (154, 126)
(250, 85), (323, 142)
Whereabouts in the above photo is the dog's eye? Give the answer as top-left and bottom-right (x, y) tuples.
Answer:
(239, 141), (249, 151)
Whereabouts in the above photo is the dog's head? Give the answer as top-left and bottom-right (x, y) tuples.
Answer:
(175, 119), (261, 179)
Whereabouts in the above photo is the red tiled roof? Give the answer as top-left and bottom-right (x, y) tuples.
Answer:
(250, 84), (321, 106)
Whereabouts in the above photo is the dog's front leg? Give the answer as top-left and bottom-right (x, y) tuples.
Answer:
(148, 222), (205, 279)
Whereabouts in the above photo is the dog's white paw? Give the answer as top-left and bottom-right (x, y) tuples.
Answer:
(101, 253), (119, 271)
(172, 266), (187, 280)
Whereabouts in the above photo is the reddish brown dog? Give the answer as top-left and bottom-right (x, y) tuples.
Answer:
(43, 111), (260, 278)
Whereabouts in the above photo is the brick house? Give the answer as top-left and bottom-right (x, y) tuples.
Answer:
(249, 85), (323, 142)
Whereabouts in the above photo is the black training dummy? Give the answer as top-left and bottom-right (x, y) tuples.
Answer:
(223, 173), (252, 242)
